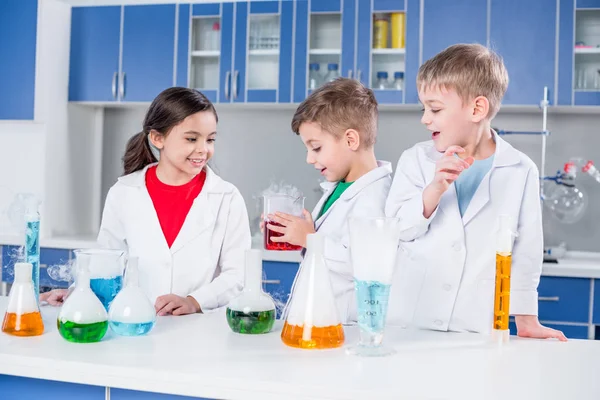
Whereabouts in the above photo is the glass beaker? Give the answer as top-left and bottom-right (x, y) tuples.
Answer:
(2, 262), (44, 337)
(73, 249), (126, 311)
(348, 217), (402, 357)
(108, 257), (156, 336)
(281, 233), (345, 349)
(226, 249), (276, 334)
(263, 194), (305, 251)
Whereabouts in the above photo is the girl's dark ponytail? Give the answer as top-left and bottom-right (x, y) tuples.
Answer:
(122, 131), (157, 175)
(121, 87), (218, 176)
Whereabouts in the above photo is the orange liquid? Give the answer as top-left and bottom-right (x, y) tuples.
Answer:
(2, 311), (44, 337)
(281, 321), (344, 349)
(493, 252), (512, 330)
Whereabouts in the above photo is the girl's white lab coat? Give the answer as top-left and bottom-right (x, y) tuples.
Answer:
(385, 134), (542, 334)
(310, 161), (392, 324)
(97, 164), (251, 310)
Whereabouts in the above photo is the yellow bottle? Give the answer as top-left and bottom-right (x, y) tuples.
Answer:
(390, 13), (405, 49)
(373, 14), (389, 49)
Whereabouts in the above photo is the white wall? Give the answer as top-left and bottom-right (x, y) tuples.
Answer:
(98, 105), (600, 252)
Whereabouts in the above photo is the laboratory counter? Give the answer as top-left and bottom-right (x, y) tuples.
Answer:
(0, 297), (599, 400)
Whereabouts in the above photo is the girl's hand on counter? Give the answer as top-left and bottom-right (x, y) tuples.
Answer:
(154, 294), (201, 316)
(515, 315), (568, 341)
(39, 289), (69, 306)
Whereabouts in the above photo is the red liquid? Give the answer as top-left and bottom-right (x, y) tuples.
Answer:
(264, 221), (302, 251)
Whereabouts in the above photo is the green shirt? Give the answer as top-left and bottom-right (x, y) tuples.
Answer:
(317, 181), (354, 219)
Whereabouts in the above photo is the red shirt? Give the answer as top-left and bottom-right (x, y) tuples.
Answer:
(145, 166), (206, 248)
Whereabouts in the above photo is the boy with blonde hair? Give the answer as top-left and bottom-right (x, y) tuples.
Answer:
(386, 44), (566, 340)
(267, 78), (391, 324)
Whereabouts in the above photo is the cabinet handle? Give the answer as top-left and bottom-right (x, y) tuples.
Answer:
(347, 70), (353, 79)
(225, 70), (231, 100)
(40, 264), (47, 269)
(539, 296), (560, 302)
(357, 69), (362, 83)
(111, 72), (118, 99)
(119, 72), (126, 99)
(262, 279), (281, 285)
(232, 70), (239, 100)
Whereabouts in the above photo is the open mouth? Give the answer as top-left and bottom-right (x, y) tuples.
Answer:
(320, 168), (327, 175)
(188, 158), (206, 168)
(432, 131), (440, 140)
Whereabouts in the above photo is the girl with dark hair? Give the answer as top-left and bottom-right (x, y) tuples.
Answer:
(41, 88), (251, 316)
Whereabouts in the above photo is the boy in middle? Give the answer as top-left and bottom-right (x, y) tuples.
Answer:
(266, 78), (392, 324)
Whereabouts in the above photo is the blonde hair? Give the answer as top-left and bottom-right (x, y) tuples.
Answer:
(417, 43), (509, 119)
(291, 77), (378, 148)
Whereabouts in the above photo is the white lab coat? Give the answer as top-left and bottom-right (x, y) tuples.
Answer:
(385, 133), (542, 334)
(309, 161), (392, 324)
(97, 163), (251, 311)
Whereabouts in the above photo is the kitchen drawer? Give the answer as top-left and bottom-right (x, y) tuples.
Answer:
(262, 261), (299, 317)
(538, 276), (591, 323)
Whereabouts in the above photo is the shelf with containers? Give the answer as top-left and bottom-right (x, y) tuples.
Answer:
(306, 8), (344, 94)
(573, 7), (600, 105)
(186, 1), (293, 104)
(369, 9), (407, 104)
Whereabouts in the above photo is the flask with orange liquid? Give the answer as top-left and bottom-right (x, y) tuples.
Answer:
(281, 232), (345, 349)
(2, 262), (44, 336)
(492, 214), (518, 344)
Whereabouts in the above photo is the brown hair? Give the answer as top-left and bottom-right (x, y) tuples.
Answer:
(122, 87), (218, 175)
(291, 77), (378, 148)
(417, 43), (509, 119)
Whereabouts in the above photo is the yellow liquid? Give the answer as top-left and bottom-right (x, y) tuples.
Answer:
(281, 322), (345, 349)
(2, 311), (44, 337)
(493, 252), (512, 330)
(391, 13), (405, 48)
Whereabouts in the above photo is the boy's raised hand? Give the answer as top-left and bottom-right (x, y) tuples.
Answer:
(423, 145), (474, 218)
(266, 210), (315, 248)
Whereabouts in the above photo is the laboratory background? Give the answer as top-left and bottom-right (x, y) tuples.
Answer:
(1, 0), (600, 399)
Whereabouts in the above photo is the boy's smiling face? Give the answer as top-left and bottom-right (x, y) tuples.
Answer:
(419, 85), (478, 153)
(298, 121), (354, 182)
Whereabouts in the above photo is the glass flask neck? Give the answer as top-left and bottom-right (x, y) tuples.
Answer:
(243, 249), (263, 293)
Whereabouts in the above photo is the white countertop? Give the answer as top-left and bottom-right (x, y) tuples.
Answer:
(0, 298), (599, 400)
(542, 251), (600, 279)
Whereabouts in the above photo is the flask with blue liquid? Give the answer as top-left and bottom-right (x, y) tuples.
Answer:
(109, 257), (156, 336)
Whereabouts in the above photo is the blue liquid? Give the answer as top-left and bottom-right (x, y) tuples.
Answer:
(109, 320), (155, 336)
(355, 280), (391, 343)
(90, 276), (123, 310)
(25, 219), (40, 301)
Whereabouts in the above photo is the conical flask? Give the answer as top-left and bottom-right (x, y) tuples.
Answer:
(57, 258), (108, 343)
(2, 262), (44, 337)
(108, 257), (156, 336)
(281, 233), (344, 349)
(226, 249), (276, 334)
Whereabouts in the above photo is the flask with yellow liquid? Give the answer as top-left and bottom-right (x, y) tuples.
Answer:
(281, 233), (345, 349)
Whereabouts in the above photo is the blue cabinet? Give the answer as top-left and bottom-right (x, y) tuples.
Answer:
(538, 276), (591, 323)
(594, 280), (600, 324)
(0, 375), (105, 400)
(0, 0), (37, 119)
(2, 246), (71, 289)
(422, 0), (487, 62)
(69, 5), (177, 102)
(121, 5), (176, 102)
(69, 6), (121, 102)
(262, 260), (299, 317)
(489, 0), (557, 105)
(111, 388), (207, 399)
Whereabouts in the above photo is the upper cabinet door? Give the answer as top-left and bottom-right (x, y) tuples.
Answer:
(489, 0), (557, 105)
(121, 5), (176, 102)
(0, 0), (37, 119)
(232, 2), (248, 103)
(421, 0), (487, 62)
(69, 6), (121, 102)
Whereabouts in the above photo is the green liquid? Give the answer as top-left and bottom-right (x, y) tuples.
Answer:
(226, 308), (275, 334)
(57, 319), (108, 343)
